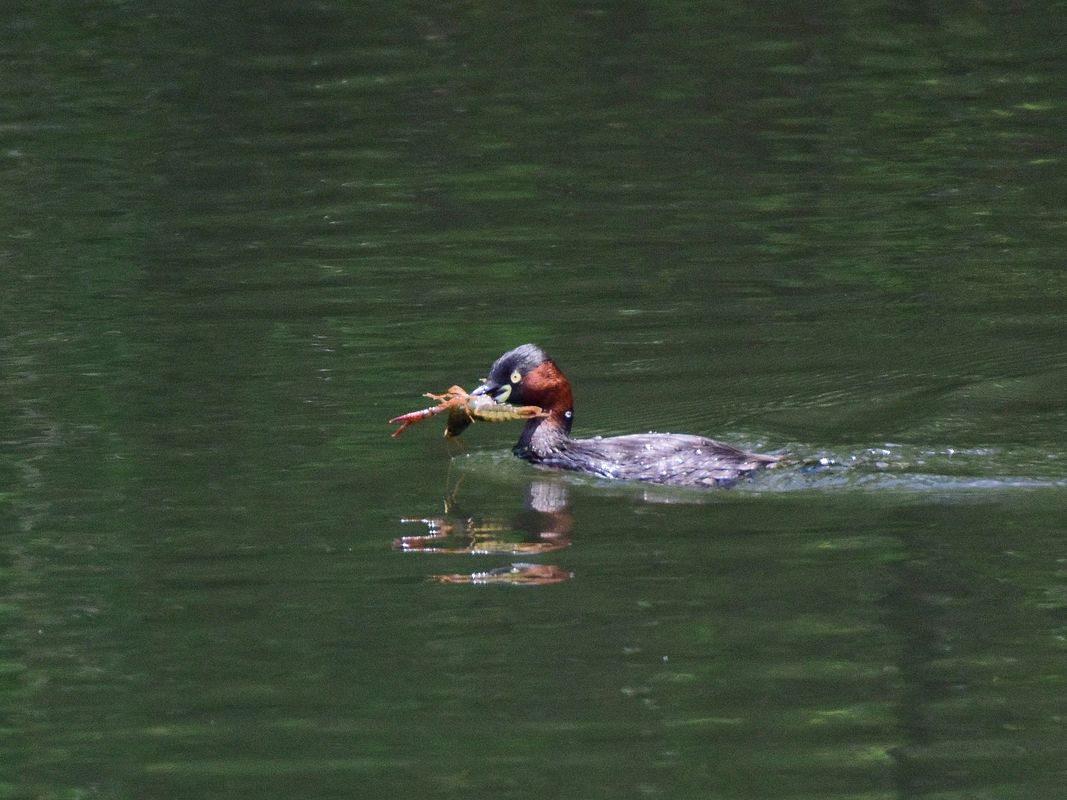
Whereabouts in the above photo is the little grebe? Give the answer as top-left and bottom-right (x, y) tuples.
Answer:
(469, 344), (781, 488)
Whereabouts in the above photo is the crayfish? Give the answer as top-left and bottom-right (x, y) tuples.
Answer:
(389, 385), (547, 439)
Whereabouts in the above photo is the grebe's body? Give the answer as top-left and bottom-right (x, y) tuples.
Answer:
(471, 344), (780, 488)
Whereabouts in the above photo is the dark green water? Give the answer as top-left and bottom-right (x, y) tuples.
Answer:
(4, 3), (1067, 798)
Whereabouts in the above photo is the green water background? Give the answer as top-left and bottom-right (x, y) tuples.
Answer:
(3, 3), (1067, 798)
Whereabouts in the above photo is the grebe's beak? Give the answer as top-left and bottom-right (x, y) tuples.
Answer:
(470, 381), (512, 403)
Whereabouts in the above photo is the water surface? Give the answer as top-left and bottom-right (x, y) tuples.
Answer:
(3, 3), (1067, 799)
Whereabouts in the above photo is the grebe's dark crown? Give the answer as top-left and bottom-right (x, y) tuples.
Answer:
(486, 343), (549, 383)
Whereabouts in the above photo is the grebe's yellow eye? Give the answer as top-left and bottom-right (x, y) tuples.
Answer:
(510, 370), (522, 384)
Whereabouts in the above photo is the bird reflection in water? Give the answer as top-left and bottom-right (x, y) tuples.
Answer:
(394, 478), (574, 585)
(430, 563), (573, 585)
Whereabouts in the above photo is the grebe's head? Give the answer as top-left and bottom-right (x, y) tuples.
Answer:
(472, 344), (574, 431)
